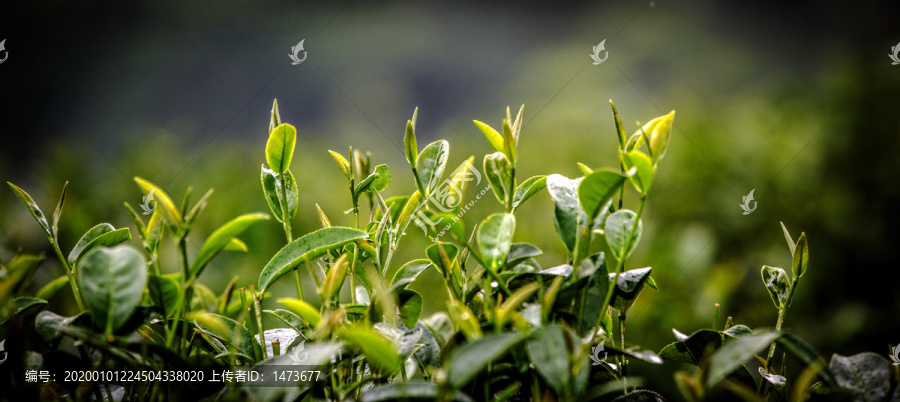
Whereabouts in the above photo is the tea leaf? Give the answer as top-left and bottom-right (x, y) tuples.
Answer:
(511, 175), (546, 212)
(829, 352), (887, 398)
(405, 108), (419, 165)
(68, 224), (132, 265)
(191, 312), (262, 361)
(791, 232), (809, 278)
(630, 111), (675, 165)
(473, 120), (504, 153)
(341, 325), (402, 373)
(321, 253), (350, 301)
(258, 227), (369, 293)
(426, 243), (459, 278)
(608, 267), (652, 312)
(578, 169), (627, 221)
(577, 162), (594, 176)
(761, 265), (791, 309)
(390, 259), (432, 293)
(36, 275), (70, 300)
(777, 333), (836, 386)
(397, 289), (423, 328)
(266, 123), (297, 173)
(605, 209), (642, 260)
(446, 332), (526, 388)
(577, 252), (609, 333)
(622, 150), (654, 194)
(148, 274), (181, 318)
(360, 382), (473, 402)
(371, 164), (391, 192)
(328, 150), (352, 179)
(476, 213), (516, 269)
(659, 329), (723, 365)
(52, 181), (68, 237)
(278, 298), (322, 327)
(546, 174), (584, 253)
(706, 330), (780, 388)
(780, 221), (796, 255)
(134, 177), (183, 227)
(610, 100), (627, 149)
(7, 182), (52, 238)
(77, 245), (147, 333)
(416, 140), (450, 193)
(191, 213), (269, 279)
(268, 99), (281, 133)
(526, 324), (570, 396)
(483, 152), (512, 204)
(501, 119), (517, 164)
(260, 165), (299, 222)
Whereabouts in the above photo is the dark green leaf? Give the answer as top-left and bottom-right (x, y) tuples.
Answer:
(605, 210), (642, 260)
(389, 259), (432, 293)
(77, 245), (148, 333)
(191, 212), (269, 278)
(658, 329), (723, 365)
(398, 290), (423, 328)
(476, 213), (516, 269)
(7, 182), (52, 238)
(578, 252), (609, 334)
(792, 232), (809, 278)
(258, 227), (369, 293)
(68, 224), (131, 265)
(265, 123), (297, 173)
(446, 332), (526, 388)
(416, 140), (450, 193)
(723, 325), (752, 338)
(52, 181), (68, 237)
(483, 152), (512, 204)
(511, 175), (547, 212)
(829, 352), (889, 400)
(36, 275), (70, 300)
(761, 265), (791, 309)
(706, 330), (780, 388)
(608, 267), (652, 312)
(611, 390), (665, 402)
(526, 324), (571, 396)
(579, 170), (627, 221)
(148, 274), (181, 318)
(777, 333), (836, 386)
(360, 382), (473, 402)
(546, 174), (583, 253)
(192, 312), (262, 361)
(506, 243), (543, 267)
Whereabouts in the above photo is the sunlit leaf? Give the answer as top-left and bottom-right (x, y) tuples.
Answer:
(266, 123), (297, 173)
(258, 227), (368, 293)
(476, 213), (516, 269)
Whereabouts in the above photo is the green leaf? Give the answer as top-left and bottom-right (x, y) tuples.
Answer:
(398, 290), (423, 328)
(473, 120), (504, 153)
(278, 298), (322, 326)
(36, 275), (70, 300)
(268, 99), (281, 133)
(405, 108), (419, 166)
(77, 245), (148, 333)
(265, 123), (297, 173)
(631, 111), (675, 165)
(577, 252), (609, 334)
(446, 332), (526, 388)
(416, 140), (450, 193)
(546, 174), (583, 253)
(148, 274), (181, 318)
(605, 209), (642, 260)
(511, 175), (547, 212)
(501, 119), (517, 164)
(258, 227), (369, 293)
(260, 165), (299, 222)
(342, 325), (402, 373)
(426, 243), (459, 278)
(777, 333), (836, 386)
(579, 170), (628, 221)
(360, 382), (473, 402)
(723, 325), (752, 338)
(264, 309), (305, 333)
(191, 213), (269, 279)
(608, 267), (652, 312)
(7, 182), (52, 238)
(134, 177), (183, 227)
(192, 312), (262, 361)
(780, 221), (796, 255)
(658, 329), (723, 365)
(622, 150), (654, 194)
(761, 265), (791, 309)
(506, 243), (543, 267)
(476, 213), (516, 269)
(51, 181), (68, 237)
(576, 162), (593, 176)
(483, 152), (512, 204)
(829, 352), (888, 399)
(526, 324), (571, 396)
(610, 100), (627, 149)
(371, 164), (391, 192)
(390, 259), (432, 293)
(706, 330), (780, 388)
(791, 232), (809, 278)
(68, 224), (131, 266)
(328, 150), (352, 179)
(321, 254), (349, 301)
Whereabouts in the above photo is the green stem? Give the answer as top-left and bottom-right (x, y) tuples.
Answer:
(293, 270), (304, 300)
(253, 287), (267, 359)
(619, 310), (627, 391)
(50, 240), (85, 312)
(350, 245), (359, 305)
(594, 196), (646, 331)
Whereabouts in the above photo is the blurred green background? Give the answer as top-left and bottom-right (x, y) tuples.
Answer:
(2, 0), (899, 397)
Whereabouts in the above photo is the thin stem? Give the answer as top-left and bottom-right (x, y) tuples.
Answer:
(293, 270), (304, 300)
(253, 287), (267, 359)
(349, 245), (359, 305)
(619, 311), (627, 391)
(50, 240), (85, 312)
(594, 196), (646, 331)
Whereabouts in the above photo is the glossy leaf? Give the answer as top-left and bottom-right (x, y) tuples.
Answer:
(622, 150), (654, 194)
(829, 352), (888, 399)
(608, 267), (652, 311)
(148, 274), (181, 318)
(265, 123), (297, 173)
(473, 120), (504, 153)
(68, 223), (111, 264)
(268, 99), (281, 133)
(328, 150), (351, 179)
(321, 253), (349, 301)
(389, 259), (431, 293)
(258, 227), (369, 293)
(511, 175), (547, 212)
(134, 177), (183, 227)
(546, 174), (583, 253)
(404, 108), (418, 165)
(761, 265), (791, 309)
(416, 140), (450, 193)
(483, 152), (512, 204)
(7, 182), (52, 238)
(658, 329), (723, 365)
(792, 232), (809, 278)
(278, 298), (322, 327)
(577, 252), (609, 333)
(578, 169), (627, 221)
(191, 213), (269, 278)
(605, 209), (642, 260)
(706, 330), (780, 388)
(476, 213), (516, 269)
(260, 165), (299, 222)
(501, 119), (517, 163)
(397, 289), (423, 328)
(77, 245), (148, 333)
(631, 111), (675, 164)
(526, 324), (571, 396)
(341, 325), (402, 373)
(446, 332), (525, 388)
(426, 242), (458, 279)
(758, 367), (786, 388)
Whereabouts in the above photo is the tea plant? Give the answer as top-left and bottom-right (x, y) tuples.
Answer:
(2, 99), (898, 401)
